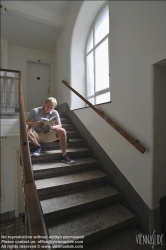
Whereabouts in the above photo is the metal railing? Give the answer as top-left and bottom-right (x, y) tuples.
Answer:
(62, 80), (145, 154)
(0, 69), (19, 112)
(0, 68), (50, 249)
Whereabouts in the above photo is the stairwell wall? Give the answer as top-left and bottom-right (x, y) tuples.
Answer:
(8, 45), (55, 111)
(0, 136), (24, 218)
(55, 1), (166, 233)
(0, 39), (8, 68)
(55, 0), (166, 206)
(1, 45), (55, 218)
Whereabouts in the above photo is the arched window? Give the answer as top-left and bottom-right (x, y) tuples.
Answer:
(86, 4), (110, 105)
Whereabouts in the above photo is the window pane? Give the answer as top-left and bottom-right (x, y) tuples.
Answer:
(88, 97), (94, 105)
(95, 38), (109, 92)
(96, 92), (110, 105)
(95, 6), (109, 45)
(86, 30), (93, 53)
(86, 52), (94, 97)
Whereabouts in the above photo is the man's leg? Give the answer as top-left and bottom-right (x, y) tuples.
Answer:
(55, 128), (75, 164)
(36, 129), (75, 163)
(55, 128), (67, 156)
(26, 125), (42, 156)
(26, 125), (41, 147)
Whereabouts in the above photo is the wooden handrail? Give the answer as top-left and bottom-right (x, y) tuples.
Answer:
(18, 71), (34, 183)
(0, 69), (50, 249)
(62, 80), (145, 154)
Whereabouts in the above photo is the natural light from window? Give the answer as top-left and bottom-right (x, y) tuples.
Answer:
(86, 4), (110, 105)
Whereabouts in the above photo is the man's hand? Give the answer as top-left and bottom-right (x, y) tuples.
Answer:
(45, 124), (53, 130)
(26, 118), (43, 128)
(35, 121), (43, 127)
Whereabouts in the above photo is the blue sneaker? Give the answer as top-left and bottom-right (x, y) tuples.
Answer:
(33, 146), (42, 156)
(61, 155), (75, 164)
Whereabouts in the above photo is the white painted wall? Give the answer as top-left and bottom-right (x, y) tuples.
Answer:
(56, 1), (105, 109)
(8, 45), (55, 111)
(1, 45), (55, 215)
(56, 1), (166, 209)
(0, 39), (8, 68)
(104, 1), (166, 209)
(0, 136), (24, 215)
(1, 119), (19, 136)
(55, 1), (82, 107)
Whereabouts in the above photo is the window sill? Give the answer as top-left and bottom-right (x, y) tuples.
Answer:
(71, 101), (112, 112)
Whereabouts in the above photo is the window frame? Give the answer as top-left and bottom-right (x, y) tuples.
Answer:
(85, 3), (110, 105)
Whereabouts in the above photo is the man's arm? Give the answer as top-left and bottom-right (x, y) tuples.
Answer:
(26, 118), (43, 128)
(51, 121), (62, 130)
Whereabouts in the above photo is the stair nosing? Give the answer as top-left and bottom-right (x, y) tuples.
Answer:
(35, 170), (108, 190)
(48, 203), (135, 246)
(41, 185), (120, 216)
(33, 158), (98, 171)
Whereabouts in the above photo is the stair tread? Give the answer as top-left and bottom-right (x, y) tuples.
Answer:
(66, 131), (79, 135)
(31, 147), (90, 156)
(31, 138), (83, 145)
(60, 118), (71, 123)
(30, 138), (83, 146)
(35, 170), (107, 189)
(33, 157), (97, 171)
(62, 124), (75, 127)
(66, 131), (80, 138)
(30, 139), (84, 150)
(48, 202), (135, 238)
(41, 185), (119, 215)
(59, 113), (68, 117)
(85, 227), (152, 250)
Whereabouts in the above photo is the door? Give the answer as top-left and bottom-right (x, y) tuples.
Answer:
(27, 61), (50, 111)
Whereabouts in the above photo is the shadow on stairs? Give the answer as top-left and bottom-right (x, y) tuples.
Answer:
(30, 113), (152, 250)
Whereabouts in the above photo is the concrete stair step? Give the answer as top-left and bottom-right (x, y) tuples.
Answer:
(59, 113), (68, 118)
(30, 139), (84, 152)
(84, 227), (152, 250)
(41, 185), (120, 223)
(62, 124), (76, 131)
(35, 170), (108, 200)
(31, 147), (91, 164)
(48, 202), (135, 247)
(66, 131), (80, 139)
(60, 117), (72, 124)
(33, 158), (98, 180)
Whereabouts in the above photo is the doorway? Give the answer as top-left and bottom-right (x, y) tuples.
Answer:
(153, 59), (166, 227)
(27, 61), (50, 111)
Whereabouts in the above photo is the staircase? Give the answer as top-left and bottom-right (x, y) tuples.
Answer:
(30, 113), (151, 249)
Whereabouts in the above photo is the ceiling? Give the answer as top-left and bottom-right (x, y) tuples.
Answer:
(1, 1), (74, 52)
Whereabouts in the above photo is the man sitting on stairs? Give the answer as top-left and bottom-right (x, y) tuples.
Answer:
(26, 97), (75, 164)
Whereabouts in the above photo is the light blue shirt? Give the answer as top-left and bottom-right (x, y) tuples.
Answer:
(27, 106), (61, 133)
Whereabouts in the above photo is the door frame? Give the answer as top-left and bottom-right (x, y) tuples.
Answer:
(24, 58), (54, 112)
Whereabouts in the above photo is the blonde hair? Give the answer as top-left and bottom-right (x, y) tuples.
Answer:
(45, 97), (57, 108)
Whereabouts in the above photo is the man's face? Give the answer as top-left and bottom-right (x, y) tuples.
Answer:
(43, 101), (55, 114)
